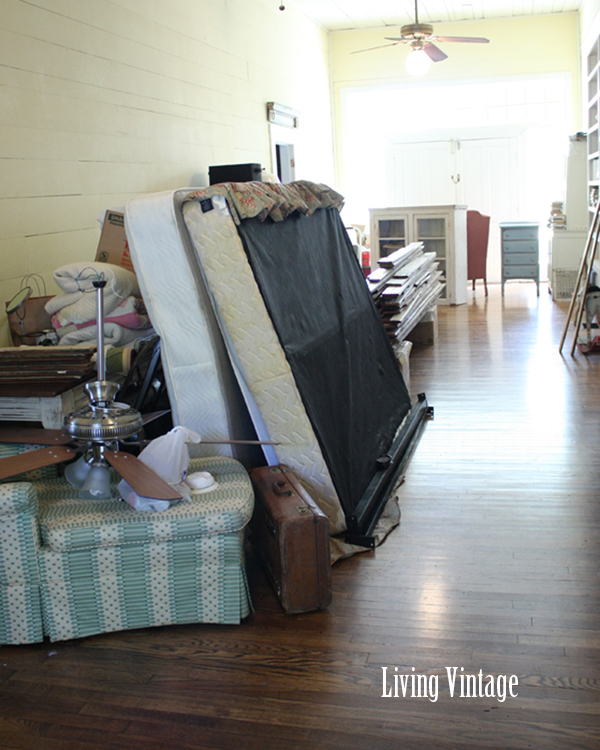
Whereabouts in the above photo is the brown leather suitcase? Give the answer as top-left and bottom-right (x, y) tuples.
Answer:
(250, 465), (332, 614)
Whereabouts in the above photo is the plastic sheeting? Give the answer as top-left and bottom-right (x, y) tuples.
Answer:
(236, 207), (412, 517)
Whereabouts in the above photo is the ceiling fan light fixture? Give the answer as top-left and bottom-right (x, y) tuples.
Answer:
(80, 463), (112, 500)
(406, 47), (431, 76)
(64, 453), (93, 488)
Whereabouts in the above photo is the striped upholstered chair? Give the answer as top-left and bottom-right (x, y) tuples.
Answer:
(0, 446), (254, 643)
(0, 477), (45, 644)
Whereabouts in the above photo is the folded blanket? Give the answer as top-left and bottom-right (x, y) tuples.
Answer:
(59, 323), (153, 347)
(53, 295), (149, 332)
(45, 263), (140, 321)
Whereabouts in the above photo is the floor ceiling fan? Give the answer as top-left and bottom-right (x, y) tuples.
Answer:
(0, 276), (182, 501)
(353, 0), (489, 75)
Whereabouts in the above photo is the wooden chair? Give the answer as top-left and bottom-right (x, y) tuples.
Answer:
(467, 210), (490, 296)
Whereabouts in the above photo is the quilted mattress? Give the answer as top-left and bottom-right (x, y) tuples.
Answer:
(181, 195), (346, 533)
(125, 190), (266, 465)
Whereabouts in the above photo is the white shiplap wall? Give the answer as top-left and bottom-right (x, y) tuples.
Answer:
(0, 0), (334, 345)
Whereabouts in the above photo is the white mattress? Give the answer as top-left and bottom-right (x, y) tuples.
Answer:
(125, 190), (262, 462)
(182, 194), (345, 533)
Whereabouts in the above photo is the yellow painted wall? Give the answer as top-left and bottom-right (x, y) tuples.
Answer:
(0, 0), (334, 346)
(331, 13), (581, 196)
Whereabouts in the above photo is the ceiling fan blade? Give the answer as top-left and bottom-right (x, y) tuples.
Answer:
(0, 445), (77, 480)
(434, 36), (489, 43)
(0, 425), (72, 445)
(423, 42), (448, 62)
(352, 42), (401, 54)
(104, 450), (182, 501)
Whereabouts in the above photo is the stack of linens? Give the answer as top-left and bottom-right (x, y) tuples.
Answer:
(45, 262), (152, 346)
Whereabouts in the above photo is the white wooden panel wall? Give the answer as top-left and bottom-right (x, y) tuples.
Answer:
(0, 0), (335, 346)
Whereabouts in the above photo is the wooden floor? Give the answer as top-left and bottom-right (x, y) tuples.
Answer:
(2, 281), (600, 749)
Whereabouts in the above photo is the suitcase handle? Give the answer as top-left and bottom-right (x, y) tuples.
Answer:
(272, 480), (293, 497)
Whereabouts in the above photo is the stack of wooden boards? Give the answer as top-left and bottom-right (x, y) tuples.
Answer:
(0, 346), (96, 397)
(367, 242), (445, 352)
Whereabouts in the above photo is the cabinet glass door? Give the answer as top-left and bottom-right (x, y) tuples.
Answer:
(416, 216), (447, 300)
(378, 218), (406, 258)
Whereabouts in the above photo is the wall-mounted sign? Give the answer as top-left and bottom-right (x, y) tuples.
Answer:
(267, 102), (300, 129)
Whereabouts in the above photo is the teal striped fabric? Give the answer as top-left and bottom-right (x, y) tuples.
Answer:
(39, 456), (254, 552)
(0, 506), (41, 584)
(0, 582), (43, 644)
(0, 452), (254, 643)
(39, 531), (249, 641)
(0, 479), (39, 517)
(36, 455), (254, 641)
(0, 481), (43, 644)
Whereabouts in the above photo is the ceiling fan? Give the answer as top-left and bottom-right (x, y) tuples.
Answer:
(0, 277), (183, 501)
(0, 274), (277, 500)
(353, 0), (489, 75)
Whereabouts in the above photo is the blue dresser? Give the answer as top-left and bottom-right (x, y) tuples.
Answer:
(500, 222), (540, 296)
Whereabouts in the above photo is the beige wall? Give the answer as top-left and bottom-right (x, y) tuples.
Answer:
(0, 0), (334, 346)
(330, 13), (582, 198)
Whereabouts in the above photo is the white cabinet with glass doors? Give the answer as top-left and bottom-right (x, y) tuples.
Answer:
(369, 205), (467, 305)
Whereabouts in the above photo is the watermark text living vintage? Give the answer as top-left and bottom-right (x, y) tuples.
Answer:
(381, 667), (518, 703)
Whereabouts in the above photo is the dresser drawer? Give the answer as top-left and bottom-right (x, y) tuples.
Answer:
(501, 227), (538, 241)
(502, 240), (538, 254)
(503, 252), (538, 265)
(503, 264), (538, 279)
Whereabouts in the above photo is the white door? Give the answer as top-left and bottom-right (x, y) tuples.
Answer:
(392, 135), (521, 284)
(456, 137), (520, 284)
(392, 140), (456, 207)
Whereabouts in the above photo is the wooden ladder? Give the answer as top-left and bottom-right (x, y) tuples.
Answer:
(558, 198), (600, 355)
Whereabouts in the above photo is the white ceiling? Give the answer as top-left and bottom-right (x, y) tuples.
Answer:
(289, 0), (582, 32)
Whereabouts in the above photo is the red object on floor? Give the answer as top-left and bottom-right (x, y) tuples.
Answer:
(577, 336), (600, 354)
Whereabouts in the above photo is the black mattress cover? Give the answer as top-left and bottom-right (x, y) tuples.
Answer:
(236, 207), (412, 517)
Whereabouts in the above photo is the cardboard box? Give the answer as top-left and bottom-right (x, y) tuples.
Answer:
(95, 211), (134, 272)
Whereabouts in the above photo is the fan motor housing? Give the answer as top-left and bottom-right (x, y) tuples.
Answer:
(63, 402), (143, 442)
(401, 23), (433, 39)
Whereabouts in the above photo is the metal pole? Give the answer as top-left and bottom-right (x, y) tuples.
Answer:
(93, 279), (107, 381)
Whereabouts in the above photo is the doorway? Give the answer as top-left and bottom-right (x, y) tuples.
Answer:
(275, 143), (296, 183)
(269, 121), (298, 184)
(391, 132), (521, 282)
